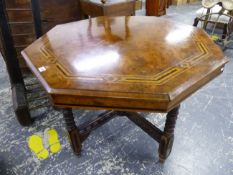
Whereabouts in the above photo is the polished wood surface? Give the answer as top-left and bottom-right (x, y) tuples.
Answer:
(22, 16), (228, 112)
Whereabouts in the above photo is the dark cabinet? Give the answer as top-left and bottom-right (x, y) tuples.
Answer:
(146, 0), (167, 16)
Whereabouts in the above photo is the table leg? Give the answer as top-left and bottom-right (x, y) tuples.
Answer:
(63, 109), (82, 155)
(158, 105), (180, 162)
(12, 83), (33, 126)
(61, 107), (180, 161)
(193, 17), (199, 27)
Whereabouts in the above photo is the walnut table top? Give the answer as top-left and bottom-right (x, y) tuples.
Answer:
(22, 16), (228, 112)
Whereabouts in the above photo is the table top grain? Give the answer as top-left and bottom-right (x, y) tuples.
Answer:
(22, 16), (228, 112)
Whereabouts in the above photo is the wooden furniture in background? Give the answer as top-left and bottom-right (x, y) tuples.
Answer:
(173, 0), (200, 5)
(0, 0), (82, 126)
(0, 0), (82, 70)
(193, 1), (233, 49)
(135, 0), (142, 10)
(22, 16), (227, 161)
(146, 0), (167, 16)
(80, 0), (136, 17)
(167, 0), (173, 7)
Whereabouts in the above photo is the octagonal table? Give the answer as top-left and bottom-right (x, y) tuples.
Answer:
(21, 16), (228, 162)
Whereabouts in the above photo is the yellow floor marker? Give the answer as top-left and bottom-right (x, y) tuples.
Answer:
(28, 134), (49, 160)
(45, 128), (61, 153)
(211, 34), (220, 42)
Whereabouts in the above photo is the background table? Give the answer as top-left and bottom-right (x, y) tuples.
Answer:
(22, 16), (227, 162)
(80, 0), (136, 17)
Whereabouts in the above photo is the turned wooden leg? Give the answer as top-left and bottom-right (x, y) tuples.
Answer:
(12, 83), (33, 126)
(222, 24), (227, 39)
(63, 108), (82, 155)
(193, 18), (199, 27)
(159, 105), (180, 162)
